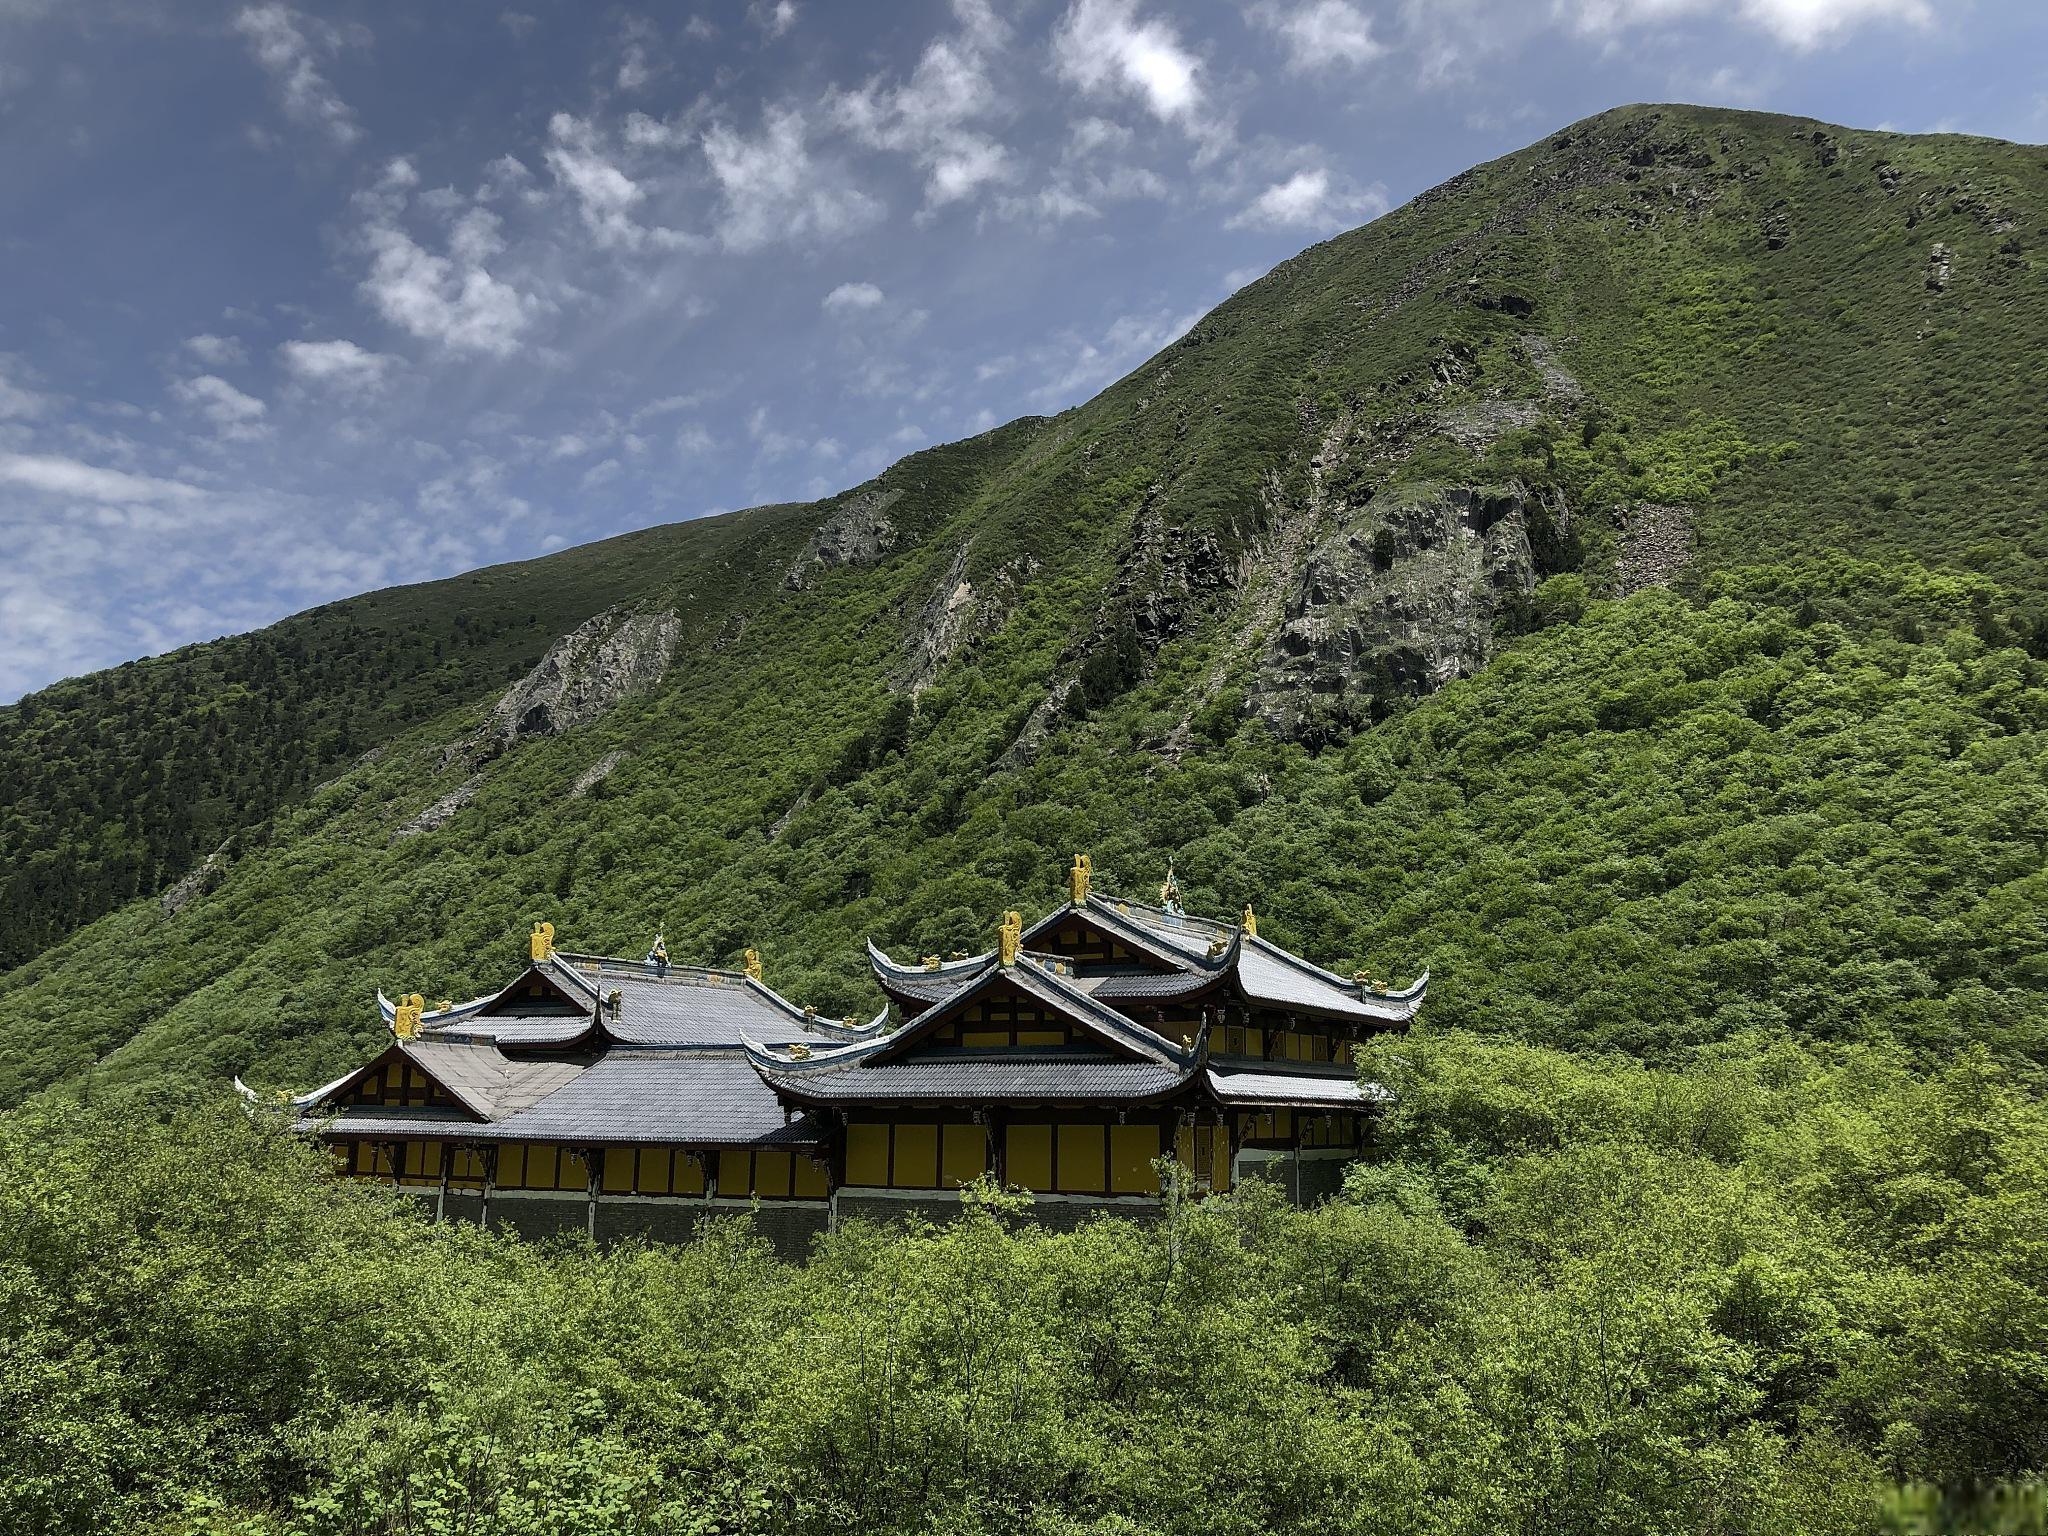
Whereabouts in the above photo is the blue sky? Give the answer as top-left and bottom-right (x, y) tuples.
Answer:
(1, 0), (2042, 700)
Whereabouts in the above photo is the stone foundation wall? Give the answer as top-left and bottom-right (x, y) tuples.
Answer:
(1297, 1155), (1348, 1206)
(484, 1192), (589, 1240)
(415, 1162), (1358, 1253)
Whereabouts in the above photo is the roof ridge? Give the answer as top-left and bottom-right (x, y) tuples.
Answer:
(1244, 930), (1430, 1002)
(555, 950), (754, 985)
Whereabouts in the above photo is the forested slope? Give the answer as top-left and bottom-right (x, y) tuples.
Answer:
(2, 103), (2044, 1105)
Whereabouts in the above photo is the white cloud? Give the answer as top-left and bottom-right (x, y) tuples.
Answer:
(233, 3), (362, 147)
(832, 0), (1015, 209)
(0, 355), (49, 420)
(1561, 0), (1932, 48)
(184, 334), (248, 367)
(624, 111), (691, 150)
(1227, 166), (1386, 230)
(278, 338), (397, 394)
(751, 0), (797, 37)
(702, 107), (880, 251)
(1052, 0), (1203, 125)
(615, 16), (659, 92)
(823, 281), (885, 312)
(1250, 0), (1386, 71)
(0, 451), (201, 504)
(999, 109), (1173, 226)
(543, 113), (689, 251)
(358, 190), (543, 356)
(675, 422), (716, 457)
(747, 404), (802, 459)
(171, 374), (269, 439)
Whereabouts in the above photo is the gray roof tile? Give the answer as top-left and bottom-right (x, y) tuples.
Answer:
(1206, 1066), (1391, 1107)
(401, 1038), (585, 1120)
(502, 1053), (824, 1145)
(753, 1054), (1195, 1102)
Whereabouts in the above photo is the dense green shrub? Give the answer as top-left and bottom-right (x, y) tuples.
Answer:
(4, 1034), (2044, 1534)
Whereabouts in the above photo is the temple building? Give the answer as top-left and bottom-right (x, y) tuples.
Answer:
(273, 860), (1426, 1251)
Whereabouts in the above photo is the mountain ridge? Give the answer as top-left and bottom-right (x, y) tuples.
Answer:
(2, 101), (2043, 1102)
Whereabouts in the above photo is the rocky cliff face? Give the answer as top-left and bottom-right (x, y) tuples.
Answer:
(1249, 482), (1536, 741)
(898, 545), (1037, 694)
(462, 606), (681, 766)
(785, 487), (904, 589)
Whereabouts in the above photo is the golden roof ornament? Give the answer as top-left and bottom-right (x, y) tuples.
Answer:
(743, 947), (764, 983)
(529, 920), (556, 963)
(1241, 904), (1258, 938)
(392, 993), (425, 1040)
(1070, 853), (1092, 903)
(922, 954), (942, 971)
(788, 1042), (812, 1060)
(998, 910), (1022, 966)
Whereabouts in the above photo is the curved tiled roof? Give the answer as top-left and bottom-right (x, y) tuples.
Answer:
(1205, 1065), (1392, 1108)
(426, 1015), (595, 1047)
(748, 1052), (1197, 1103)
(497, 1053), (827, 1147)
(868, 959), (1197, 1066)
(1109, 895), (1429, 1024)
(1084, 969), (1224, 1002)
(551, 954), (887, 1047)
(1021, 898), (1218, 973)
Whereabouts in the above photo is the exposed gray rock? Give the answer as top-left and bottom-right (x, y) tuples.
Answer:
(570, 749), (627, 799)
(993, 687), (1070, 773)
(1110, 497), (1233, 645)
(1249, 481), (1537, 741)
(1614, 501), (1693, 594)
(160, 842), (231, 916)
(1926, 241), (1953, 291)
(455, 606), (679, 768)
(897, 545), (1036, 694)
(395, 775), (482, 840)
(1517, 335), (1584, 403)
(785, 486), (904, 589)
(767, 788), (812, 841)
(1435, 397), (1540, 451)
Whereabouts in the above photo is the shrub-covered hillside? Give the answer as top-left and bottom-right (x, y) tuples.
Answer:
(7, 1033), (2045, 1534)
(2, 103), (2045, 1102)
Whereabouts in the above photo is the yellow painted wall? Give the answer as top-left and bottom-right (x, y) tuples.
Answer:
(1109, 1124), (1160, 1194)
(793, 1157), (828, 1198)
(1057, 1125), (1106, 1193)
(1006, 1124), (1052, 1190)
(941, 1123), (986, 1186)
(398, 1141), (442, 1185)
(892, 1123), (939, 1187)
(846, 1124), (889, 1186)
(719, 1149), (751, 1194)
(843, 1121), (986, 1190)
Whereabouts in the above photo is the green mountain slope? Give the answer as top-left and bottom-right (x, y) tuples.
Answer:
(2, 104), (2044, 1104)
